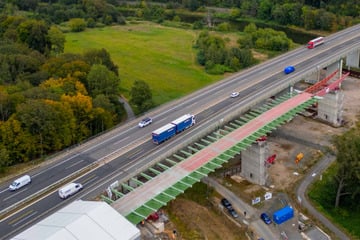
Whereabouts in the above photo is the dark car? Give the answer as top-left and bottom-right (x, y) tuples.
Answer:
(228, 208), (239, 218)
(221, 198), (232, 210)
(138, 117), (153, 128)
(260, 213), (272, 225)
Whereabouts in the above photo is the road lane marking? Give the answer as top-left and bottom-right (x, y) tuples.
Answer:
(112, 136), (129, 146)
(126, 149), (143, 159)
(8, 210), (36, 226)
(65, 159), (84, 169)
(82, 174), (98, 185)
(3, 188), (29, 201)
(0, 188), (9, 194)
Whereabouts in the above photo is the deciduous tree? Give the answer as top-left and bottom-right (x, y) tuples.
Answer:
(86, 64), (119, 96)
(332, 123), (360, 208)
(48, 26), (65, 56)
(130, 80), (154, 113)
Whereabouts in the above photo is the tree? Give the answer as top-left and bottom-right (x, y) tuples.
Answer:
(257, 0), (272, 20)
(68, 18), (86, 32)
(61, 93), (93, 141)
(86, 64), (119, 96)
(17, 19), (50, 54)
(83, 48), (119, 76)
(48, 26), (65, 56)
(0, 118), (37, 163)
(332, 124), (360, 208)
(0, 145), (10, 173)
(15, 99), (75, 156)
(130, 80), (154, 113)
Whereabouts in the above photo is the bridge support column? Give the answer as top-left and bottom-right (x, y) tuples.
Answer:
(240, 141), (268, 185)
(317, 88), (344, 127)
(346, 49), (360, 68)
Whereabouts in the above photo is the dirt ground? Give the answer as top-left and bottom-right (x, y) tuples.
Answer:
(268, 76), (360, 190)
(158, 76), (360, 240)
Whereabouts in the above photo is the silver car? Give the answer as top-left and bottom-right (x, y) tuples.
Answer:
(138, 117), (153, 128)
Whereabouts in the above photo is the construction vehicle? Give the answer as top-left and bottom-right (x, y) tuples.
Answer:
(295, 152), (304, 164)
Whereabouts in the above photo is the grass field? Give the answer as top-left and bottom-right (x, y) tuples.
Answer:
(64, 22), (223, 106)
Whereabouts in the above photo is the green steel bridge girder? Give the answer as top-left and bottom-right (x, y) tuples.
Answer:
(173, 154), (185, 161)
(244, 114), (256, 120)
(213, 131), (224, 138)
(251, 108), (265, 115)
(180, 150), (193, 157)
(201, 138), (213, 145)
(229, 122), (240, 129)
(225, 148), (239, 156)
(187, 146), (200, 153)
(207, 135), (219, 142)
(165, 158), (177, 166)
(198, 164), (215, 174)
(149, 167), (162, 175)
(122, 183), (134, 192)
(157, 162), (170, 171)
(195, 142), (206, 149)
(143, 203), (158, 213)
(240, 116), (251, 122)
(248, 111), (260, 118)
(224, 125), (236, 132)
(140, 172), (153, 181)
(206, 160), (222, 169)
(130, 178), (144, 187)
(234, 119), (246, 126)
(231, 144), (243, 152)
(213, 156), (228, 164)
(111, 189), (125, 198)
(101, 195), (114, 204)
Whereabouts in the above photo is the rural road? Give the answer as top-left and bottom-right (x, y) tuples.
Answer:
(296, 153), (350, 240)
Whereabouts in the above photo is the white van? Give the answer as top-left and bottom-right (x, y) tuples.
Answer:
(58, 182), (83, 199)
(9, 175), (32, 191)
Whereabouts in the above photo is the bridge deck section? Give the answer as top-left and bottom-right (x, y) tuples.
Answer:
(112, 92), (313, 218)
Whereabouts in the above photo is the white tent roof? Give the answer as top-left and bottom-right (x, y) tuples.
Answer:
(11, 200), (140, 240)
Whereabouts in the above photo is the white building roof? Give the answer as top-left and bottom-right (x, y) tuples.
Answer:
(11, 200), (140, 240)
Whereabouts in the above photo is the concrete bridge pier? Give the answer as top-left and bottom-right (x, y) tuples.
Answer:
(316, 59), (344, 127)
(317, 88), (344, 127)
(240, 140), (268, 186)
(346, 49), (360, 68)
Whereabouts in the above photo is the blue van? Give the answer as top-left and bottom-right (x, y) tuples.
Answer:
(284, 66), (295, 74)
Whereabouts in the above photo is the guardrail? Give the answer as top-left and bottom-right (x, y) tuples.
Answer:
(0, 161), (98, 220)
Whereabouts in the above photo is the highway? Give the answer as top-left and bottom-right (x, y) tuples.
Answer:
(1, 24), (360, 239)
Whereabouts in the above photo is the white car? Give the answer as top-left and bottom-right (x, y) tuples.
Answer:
(230, 92), (239, 98)
(138, 117), (152, 128)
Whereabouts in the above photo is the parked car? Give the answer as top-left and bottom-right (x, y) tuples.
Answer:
(230, 92), (239, 98)
(138, 117), (153, 128)
(228, 208), (239, 218)
(260, 213), (272, 225)
(221, 198), (232, 210)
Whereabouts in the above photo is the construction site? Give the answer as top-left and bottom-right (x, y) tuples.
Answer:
(136, 73), (360, 240)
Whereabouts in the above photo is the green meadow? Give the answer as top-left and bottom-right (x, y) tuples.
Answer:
(64, 22), (222, 105)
